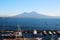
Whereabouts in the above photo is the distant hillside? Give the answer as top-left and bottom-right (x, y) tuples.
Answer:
(0, 11), (60, 18)
(13, 11), (50, 18)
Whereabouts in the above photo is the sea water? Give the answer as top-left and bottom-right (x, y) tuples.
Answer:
(0, 18), (60, 40)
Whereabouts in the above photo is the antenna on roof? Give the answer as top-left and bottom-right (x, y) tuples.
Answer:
(15, 24), (22, 40)
(17, 24), (21, 31)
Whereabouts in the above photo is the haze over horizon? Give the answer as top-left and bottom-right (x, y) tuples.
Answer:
(0, 0), (60, 17)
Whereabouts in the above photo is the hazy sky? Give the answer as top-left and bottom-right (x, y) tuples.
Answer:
(0, 0), (60, 17)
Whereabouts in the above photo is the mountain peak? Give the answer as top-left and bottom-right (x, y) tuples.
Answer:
(30, 11), (38, 14)
(13, 11), (49, 18)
